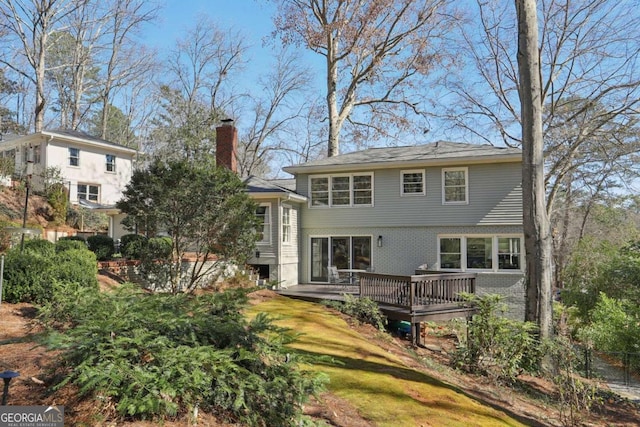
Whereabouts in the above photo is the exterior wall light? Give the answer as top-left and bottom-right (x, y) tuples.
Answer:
(377, 235), (383, 247)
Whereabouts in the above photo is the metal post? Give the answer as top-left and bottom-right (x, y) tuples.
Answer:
(0, 371), (19, 405)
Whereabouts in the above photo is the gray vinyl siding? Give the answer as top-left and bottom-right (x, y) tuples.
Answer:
(296, 162), (522, 229)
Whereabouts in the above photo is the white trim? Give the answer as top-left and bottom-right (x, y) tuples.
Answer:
(308, 172), (374, 208)
(437, 234), (524, 273)
(441, 167), (468, 205)
(400, 169), (426, 196)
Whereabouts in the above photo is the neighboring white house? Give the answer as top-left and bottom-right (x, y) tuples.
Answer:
(0, 129), (137, 240)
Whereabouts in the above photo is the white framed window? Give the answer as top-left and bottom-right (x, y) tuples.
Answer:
(309, 173), (373, 207)
(282, 205), (291, 244)
(442, 167), (468, 204)
(69, 147), (80, 167)
(498, 237), (521, 270)
(401, 169), (425, 195)
(256, 204), (271, 243)
(438, 235), (523, 272)
(439, 237), (462, 269)
(106, 154), (116, 172)
(78, 183), (99, 202)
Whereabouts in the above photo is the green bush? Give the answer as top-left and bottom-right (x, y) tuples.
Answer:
(452, 293), (540, 384)
(87, 234), (114, 261)
(1, 249), (55, 303)
(578, 293), (640, 356)
(52, 249), (98, 290)
(41, 286), (326, 425)
(146, 236), (172, 258)
(1, 246), (98, 304)
(323, 294), (387, 330)
(120, 234), (147, 259)
(55, 239), (87, 253)
(23, 239), (55, 257)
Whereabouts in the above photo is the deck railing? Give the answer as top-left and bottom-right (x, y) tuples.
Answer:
(358, 272), (476, 311)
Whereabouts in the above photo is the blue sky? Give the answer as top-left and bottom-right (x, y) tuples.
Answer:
(143, 0), (279, 62)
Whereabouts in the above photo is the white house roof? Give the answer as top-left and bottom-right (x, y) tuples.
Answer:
(244, 175), (306, 202)
(0, 129), (137, 155)
(283, 141), (522, 175)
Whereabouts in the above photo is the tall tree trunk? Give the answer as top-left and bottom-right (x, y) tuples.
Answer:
(515, 0), (553, 340)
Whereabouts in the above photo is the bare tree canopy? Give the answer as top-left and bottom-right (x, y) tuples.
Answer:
(269, 0), (459, 156)
(449, 0), (640, 212)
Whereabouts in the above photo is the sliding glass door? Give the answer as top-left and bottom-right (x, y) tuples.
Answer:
(310, 236), (371, 282)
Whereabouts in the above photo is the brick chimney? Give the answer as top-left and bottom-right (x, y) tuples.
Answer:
(216, 119), (237, 172)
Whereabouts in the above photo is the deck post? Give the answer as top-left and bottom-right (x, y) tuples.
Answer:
(411, 321), (422, 346)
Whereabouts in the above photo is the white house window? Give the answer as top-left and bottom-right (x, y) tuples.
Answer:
(256, 204), (271, 243)
(439, 235), (523, 272)
(106, 154), (116, 172)
(401, 170), (425, 195)
(442, 167), (468, 204)
(69, 147), (80, 167)
(310, 177), (329, 206)
(332, 176), (351, 205)
(78, 183), (99, 202)
(353, 175), (372, 205)
(282, 206), (291, 243)
(466, 237), (492, 269)
(498, 237), (521, 270)
(440, 238), (462, 269)
(309, 173), (373, 207)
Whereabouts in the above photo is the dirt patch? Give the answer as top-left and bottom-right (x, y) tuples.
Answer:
(1, 288), (639, 426)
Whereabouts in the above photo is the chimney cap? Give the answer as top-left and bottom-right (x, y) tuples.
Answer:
(220, 118), (234, 126)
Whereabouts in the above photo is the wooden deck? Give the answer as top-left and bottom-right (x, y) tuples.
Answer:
(276, 272), (477, 345)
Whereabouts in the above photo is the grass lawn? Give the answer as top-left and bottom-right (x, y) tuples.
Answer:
(247, 294), (526, 427)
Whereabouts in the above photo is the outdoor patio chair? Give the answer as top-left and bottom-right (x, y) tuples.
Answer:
(328, 266), (351, 290)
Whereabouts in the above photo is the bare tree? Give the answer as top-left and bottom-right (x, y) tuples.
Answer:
(97, 0), (158, 140)
(449, 0), (640, 213)
(0, 0), (81, 132)
(269, 0), (459, 156)
(235, 48), (312, 177)
(149, 16), (248, 160)
(516, 0), (553, 336)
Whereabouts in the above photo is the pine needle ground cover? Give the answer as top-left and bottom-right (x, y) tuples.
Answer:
(248, 295), (525, 427)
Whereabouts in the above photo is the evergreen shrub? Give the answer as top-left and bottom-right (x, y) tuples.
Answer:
(41, 286), (326, 425)
(87, 234), (114, 261)
(120, 234), (147, 259)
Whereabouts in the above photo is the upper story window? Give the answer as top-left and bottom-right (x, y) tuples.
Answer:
(106, 154), (116, 172)
(438, 235), (523, 272)
(256, 204), (271, 243)
(401, 170), (425, 195)
(442, 167), (468, 204)
(78, 183), (99, 202)
(282, 206), (291, 244)
(69, 147), (80, 167)
(309, 173), (373, 207)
